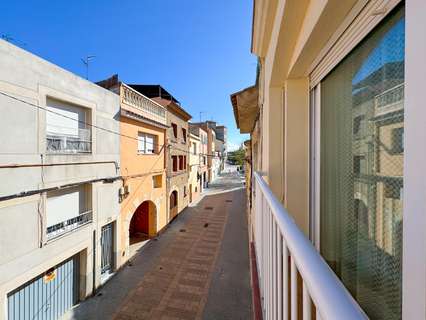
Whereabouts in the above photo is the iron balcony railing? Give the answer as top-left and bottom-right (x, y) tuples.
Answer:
(46, 210), (93, 241)
(46, 125), (91, 153)
(253, 172), (367, 320)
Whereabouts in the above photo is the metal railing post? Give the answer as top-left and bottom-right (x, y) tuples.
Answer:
(252, 172), (367, 320)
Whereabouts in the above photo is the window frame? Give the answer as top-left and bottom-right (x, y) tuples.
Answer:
(182, 128), (187, 143)
(45, 98), (92, 154)
(391, 127), (404, 154)
(178, 155), (184, 170)
(137, 132), (157, 155)
(172, 155), (178, 172)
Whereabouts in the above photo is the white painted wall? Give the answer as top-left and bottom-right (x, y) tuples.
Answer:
(0, 39), (120, 319)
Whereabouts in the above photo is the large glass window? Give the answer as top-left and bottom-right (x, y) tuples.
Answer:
(320, 5), (404, 320)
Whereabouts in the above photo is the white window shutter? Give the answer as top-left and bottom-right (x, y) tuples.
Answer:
(138, 133), (145, 153)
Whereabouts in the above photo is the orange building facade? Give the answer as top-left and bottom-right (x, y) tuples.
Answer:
(97, 76), (168, 266)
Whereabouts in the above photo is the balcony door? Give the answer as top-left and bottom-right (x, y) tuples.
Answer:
(312, 4), (405, 320)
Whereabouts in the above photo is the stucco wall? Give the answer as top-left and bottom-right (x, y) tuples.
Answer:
(0, 39), (120, 316)
(119, 116), (167, 264)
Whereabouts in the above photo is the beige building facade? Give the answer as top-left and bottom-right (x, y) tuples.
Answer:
(188, 133), (201, 204)
(190, 121), (219, 183)
(163, 100), (192, 219)
(190, 125), (208, 191)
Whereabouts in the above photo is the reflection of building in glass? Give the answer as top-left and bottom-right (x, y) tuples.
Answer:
(318, 9), (405, 319)
(350, 58), (404, 319)
(373, 81), (403, 256)
(352, 62), (404, 256)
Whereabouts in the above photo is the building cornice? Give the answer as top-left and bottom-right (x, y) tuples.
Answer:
(120, 109), (169, 129)
(252, 0), (278, 57)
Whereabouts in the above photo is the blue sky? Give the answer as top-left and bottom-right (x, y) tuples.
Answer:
(0, 1), (254, 150)
(352, 18), (404, 85)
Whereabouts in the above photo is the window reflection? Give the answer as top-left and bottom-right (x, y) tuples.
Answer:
(320, 5), (404, 320)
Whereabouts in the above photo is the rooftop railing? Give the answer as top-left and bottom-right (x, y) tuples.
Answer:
(374, 83), (404, 117)
(121, 84), (167, 125)
(253, 172), (367, 320)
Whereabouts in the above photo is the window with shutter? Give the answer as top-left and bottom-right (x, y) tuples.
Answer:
(46, 98), (91, 153)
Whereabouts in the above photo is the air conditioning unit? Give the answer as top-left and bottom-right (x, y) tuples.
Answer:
(124, 185), (130, 194)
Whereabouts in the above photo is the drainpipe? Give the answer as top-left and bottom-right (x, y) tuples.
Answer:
(92, 230), (96, 295)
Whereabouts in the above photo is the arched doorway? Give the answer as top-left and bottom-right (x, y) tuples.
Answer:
(170, 190), (178, 220)
(129, 201), (157, 248)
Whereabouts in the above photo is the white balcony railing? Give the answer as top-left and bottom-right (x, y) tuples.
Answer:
(121, 84), (167, 125)
(253, 172), (367, 320)
(374, 83), (404, 117)
(46, 125), (91, 153)
(46, 210), (93, 241)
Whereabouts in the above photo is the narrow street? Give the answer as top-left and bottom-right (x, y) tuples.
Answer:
(66, 169), (252, 320)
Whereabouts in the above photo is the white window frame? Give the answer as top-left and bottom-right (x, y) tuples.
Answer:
(138, 132), (156, 154)
(403, 0), (426, 318)
(309, 84), (321, 250)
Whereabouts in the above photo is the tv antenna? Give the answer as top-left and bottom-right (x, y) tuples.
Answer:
(81, 55), (96, 80)
(1, 34), (26, 47)
(1, 34), (14, 42)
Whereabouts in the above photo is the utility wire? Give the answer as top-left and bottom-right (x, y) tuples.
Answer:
(0, 90), (222, 159)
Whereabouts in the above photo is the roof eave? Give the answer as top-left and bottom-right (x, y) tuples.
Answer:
(230, 85), (259, 134)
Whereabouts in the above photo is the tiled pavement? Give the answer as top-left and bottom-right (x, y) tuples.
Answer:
(67, 169), (252, 320)
(114, 195), (229, 320)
